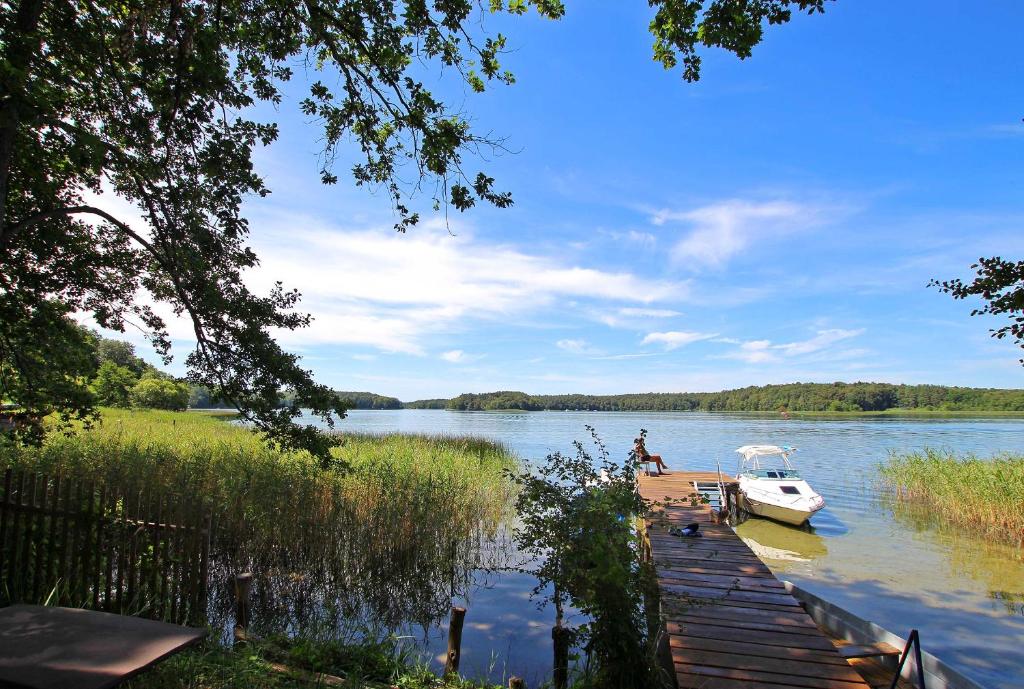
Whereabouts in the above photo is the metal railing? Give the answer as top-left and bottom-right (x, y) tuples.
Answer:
(890, 628), (927, 689)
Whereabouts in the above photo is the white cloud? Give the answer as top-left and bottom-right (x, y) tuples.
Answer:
(775, 328), (865, 356)
(556, 339), (597, 354)
(593, 306), (683, 328)
(721, 329), (865, 364)
(440, 350), (466, 363)
(640, 331), (717, 350)
(440, 349), (484, 364)
(618, 307), (681, 318)
(652, 199), (833, 269)
(352, 353), (377, 361)
(241, 214), (691, 354)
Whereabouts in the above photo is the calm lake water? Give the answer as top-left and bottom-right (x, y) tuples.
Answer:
(310, 410), (1024, 689)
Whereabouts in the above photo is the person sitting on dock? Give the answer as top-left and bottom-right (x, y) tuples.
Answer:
(633, 437), (669, 476)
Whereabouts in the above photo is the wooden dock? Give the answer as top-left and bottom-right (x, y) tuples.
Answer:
(638, 471), (873, 689)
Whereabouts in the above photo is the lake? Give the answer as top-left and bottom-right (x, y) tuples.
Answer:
(310, 409), (1024, 689)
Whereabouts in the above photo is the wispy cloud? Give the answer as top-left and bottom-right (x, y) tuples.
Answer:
(590, 352), (660, 361)
(651, 199), (836, 269)
(641, 331), (717, 350)
(440, 349), (477, 363)
(721, 328), (866, 364)
(556, 338), (600, 355)
(593, 306), (684, 328)
(239, 213), (691, 354)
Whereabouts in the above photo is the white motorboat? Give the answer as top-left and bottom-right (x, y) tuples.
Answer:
(735, 445), (825, 526)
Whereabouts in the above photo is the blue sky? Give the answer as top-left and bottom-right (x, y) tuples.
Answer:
(114, 1), (1024, 400)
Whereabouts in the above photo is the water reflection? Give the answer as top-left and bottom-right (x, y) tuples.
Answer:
(736, 515), (831, 564)
(884, 496), (1024, 617)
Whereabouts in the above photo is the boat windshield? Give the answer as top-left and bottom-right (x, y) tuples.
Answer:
(743, 468), (802, 480)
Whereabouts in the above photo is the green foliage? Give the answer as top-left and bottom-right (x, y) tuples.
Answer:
(649, 1), (832, 81)
(130, 375), (191, 410)
(127, 635), (507, 689)
(0, 302), (99, 440)
(409, 382), (1024, 413)
(0, 0), (838, 459)
(91, 361), (138, 408)
(95, 337), (150, 375)
(333, 391), (403, 410)
(932, 257), (1024, 365)
(880, 449), (1024, 545)
(506, 427), (660, 689)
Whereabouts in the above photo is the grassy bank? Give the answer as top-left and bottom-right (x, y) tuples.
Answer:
(879, 449), (1024, 545)
(125, 635), (502, 689)
(0, 408), (519, 631)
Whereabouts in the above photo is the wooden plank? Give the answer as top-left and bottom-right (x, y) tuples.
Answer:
(677, 671), (861, 689)
(31, 474), (51, 602)
(103, 487), (115, 611)
(666, 621), (839, 650)
(654, 560), (775, 577)
(667, 613), (825, 636)
(44, 474), (62, 603)
(668, 635), (851, 666)
(657, 569), (786, 590)
(837, 643), (901, 659)
(676, 664), (869, 689)
(56, 476), (72, 605)
(0, 464), (12, 589)
(92, 484), (107, 610)
(79, 481), (96, 606)
(659, 581), (802, 606)
(670, 648), (866, 683)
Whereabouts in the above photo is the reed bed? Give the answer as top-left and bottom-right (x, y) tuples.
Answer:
(0, 409), (520, 632)
(879, 448), (1024, 546)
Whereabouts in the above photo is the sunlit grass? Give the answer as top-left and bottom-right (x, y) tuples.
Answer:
(879, 449), (1024, 546)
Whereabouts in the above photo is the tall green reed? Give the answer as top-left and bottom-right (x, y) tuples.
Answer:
(0, 409), (520, 632)
(879, 448), (1024, 545)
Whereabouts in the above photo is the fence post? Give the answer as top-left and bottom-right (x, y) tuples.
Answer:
(552, 624), (570, 689)
(233, 572), (253, 643)
(444, 606), (467, 675)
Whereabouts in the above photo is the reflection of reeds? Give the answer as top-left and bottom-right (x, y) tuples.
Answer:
(879, 449), (1024, 546)
(0, 409), (519, 634)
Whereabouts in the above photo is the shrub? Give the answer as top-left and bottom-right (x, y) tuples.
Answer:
(130, 376), (190, 410)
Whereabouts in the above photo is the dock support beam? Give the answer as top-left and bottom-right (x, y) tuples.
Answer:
(445, 606), (466, 675)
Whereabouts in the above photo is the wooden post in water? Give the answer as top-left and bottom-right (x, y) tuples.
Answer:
(444, 606), (466, 675)
(233, 572), (253, 643)
(552, 624), (570, 689)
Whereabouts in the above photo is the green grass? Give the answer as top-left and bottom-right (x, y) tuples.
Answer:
(125, 636), (505, 689)
(0, 408), (519, 630)
(879, 449), (1024, 545)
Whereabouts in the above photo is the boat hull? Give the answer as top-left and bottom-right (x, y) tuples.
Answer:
(738, 492), (823, 526)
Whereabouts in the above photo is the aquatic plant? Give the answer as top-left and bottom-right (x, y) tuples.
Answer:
(879, 449), (1024, 546)
(0, 408), (519, 633)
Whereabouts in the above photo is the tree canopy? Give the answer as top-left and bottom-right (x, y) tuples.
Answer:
(405, 383), (1024, 413)
(2, 0), (840, 458)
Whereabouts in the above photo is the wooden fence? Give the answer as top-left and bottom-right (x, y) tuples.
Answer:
(0, 467), (212, 625)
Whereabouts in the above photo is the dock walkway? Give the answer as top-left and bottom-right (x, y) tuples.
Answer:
(637, 471), (871, 689)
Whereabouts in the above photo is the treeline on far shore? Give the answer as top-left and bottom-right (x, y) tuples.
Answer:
(402, 383), (1024, 413)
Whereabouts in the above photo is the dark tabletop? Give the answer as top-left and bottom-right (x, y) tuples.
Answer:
(0, 605), (206, 689)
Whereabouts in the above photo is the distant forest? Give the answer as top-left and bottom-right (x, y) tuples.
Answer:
(401, 383), (1024, 412)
